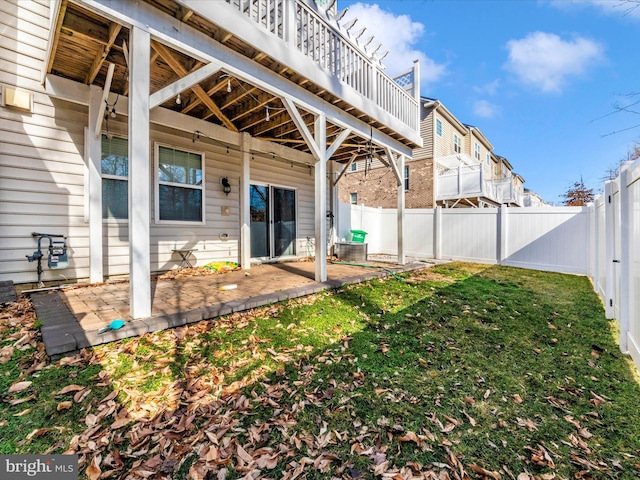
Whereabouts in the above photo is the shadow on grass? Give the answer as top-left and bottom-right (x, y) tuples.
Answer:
(2, 263), (640, 479)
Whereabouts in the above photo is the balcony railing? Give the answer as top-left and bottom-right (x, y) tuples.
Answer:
(436, 164), (490, 200)
(224, 0), (419, 132)
(493, 178), (524, 206)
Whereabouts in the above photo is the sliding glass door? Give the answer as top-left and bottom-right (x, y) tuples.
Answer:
(250, 184), (296, 259)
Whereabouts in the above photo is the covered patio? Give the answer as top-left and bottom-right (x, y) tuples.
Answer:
(30, 258), (433, 356)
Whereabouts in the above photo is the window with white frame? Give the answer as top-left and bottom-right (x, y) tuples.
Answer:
(156, 144), (204, 222)
(351, 162), (357, 171)
(436, 119), (442, 136)
(101, 134), (128, 219)
(474, 142), (481, 160)
(404, 165), (410, 191)
(454, 134), (462, 153)
(350, 192), (358, 204)
(486, 153), (491, 166)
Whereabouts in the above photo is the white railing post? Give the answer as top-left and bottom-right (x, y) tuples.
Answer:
(619, 164), (632, 353)
(498, 205), (508, 264)
(434, 206), (442, 260)
(604, 181), (615, 319)
(587, 202), (595, 286)
(457, 166), (462, 195)
(397, 155), (405, 265)
(284, 0), (296, 46)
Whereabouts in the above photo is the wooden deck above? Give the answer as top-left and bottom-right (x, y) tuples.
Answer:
(45, 0), (422, 161)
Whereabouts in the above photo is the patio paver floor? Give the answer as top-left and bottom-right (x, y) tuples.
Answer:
(30, 259), (437, 356)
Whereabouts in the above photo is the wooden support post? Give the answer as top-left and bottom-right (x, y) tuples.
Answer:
(87, 85), (104, 283)
(128, 26), (151, 319)
(397, 155), (405, 265)
(240, 133), (251, 270)
(315, 113), (327, 282)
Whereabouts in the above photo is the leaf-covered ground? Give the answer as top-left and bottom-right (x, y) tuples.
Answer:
(1, 262), (640, 480)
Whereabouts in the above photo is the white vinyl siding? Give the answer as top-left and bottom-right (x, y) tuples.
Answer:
(0, 1), (91, 284)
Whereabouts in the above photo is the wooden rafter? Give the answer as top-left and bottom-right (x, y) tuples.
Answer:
(150, 40), (238, 132)
(85, 22), (122, 84)
(45, 0), (68, 76)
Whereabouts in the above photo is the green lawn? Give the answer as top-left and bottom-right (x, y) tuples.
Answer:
(1, 262), (639, 479)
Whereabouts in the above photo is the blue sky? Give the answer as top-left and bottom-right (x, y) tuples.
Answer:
(338, 0), (640, 204)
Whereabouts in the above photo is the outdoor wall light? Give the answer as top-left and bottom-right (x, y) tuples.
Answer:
(221, 177), (231, 196)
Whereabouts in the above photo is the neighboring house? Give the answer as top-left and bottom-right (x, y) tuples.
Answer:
(339, 97), (530, 208)
(523, 188), (550, 207)
(0, 0), (422, 318)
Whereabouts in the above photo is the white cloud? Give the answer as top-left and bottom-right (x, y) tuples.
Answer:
(473, 100), (500, 118)
(340, 3), (446, 88)
(473, 79), (501, 96)
(504, 32), (604, 93)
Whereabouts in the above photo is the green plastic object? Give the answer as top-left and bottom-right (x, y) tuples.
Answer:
(350, 229), (367, 243)
(97, 319), (126, 334)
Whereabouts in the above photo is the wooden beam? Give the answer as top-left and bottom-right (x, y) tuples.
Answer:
(326, 127), (351, 159)
(85, 22), (122, 84)
(283, 98), (321, 161)
(149, 60), (222, 109)
(94, 62), (115, 139)
(333, 153), (358, 187)
(151, 40), (238, 132)
(42, 0), (68, 83)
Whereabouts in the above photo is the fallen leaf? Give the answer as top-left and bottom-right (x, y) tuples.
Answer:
(469, 464), (501, 479)
(513, 394), (523, 404)
(8, 393), (36, 405)
(54, 384), (85, 396)
(111, 417), (132, 429)
(13, 408), (31, 416)
(462, 411), (477, 427)
(57, 401), (72, 411)
(397, 431), (421, 444)
(517, 418), (538, 432)
(9, 381), (32, 393)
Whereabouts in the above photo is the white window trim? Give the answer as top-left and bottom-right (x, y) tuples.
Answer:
(404, 165), (410, 191)
(436, 119), (443, 137)
(154, 142), (206, 225)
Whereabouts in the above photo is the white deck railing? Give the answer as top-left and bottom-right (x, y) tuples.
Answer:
(436, 165), (525, 206)
(224, 0), (419, 131)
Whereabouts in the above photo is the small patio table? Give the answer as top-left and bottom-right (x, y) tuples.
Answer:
(172, 248), (198, 269)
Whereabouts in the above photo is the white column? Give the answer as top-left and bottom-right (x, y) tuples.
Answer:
(434, 206), (442, 260)
(87, 85), (103, 283)
(397, 155), (405, 265)
(315, 113), (327, 282)
(240, 133), (251, 270)
(128, 26), (151, 319)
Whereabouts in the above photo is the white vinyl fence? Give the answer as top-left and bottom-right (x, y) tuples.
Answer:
(339, 157), (640, 370)
(339, 203), (589, 274)
(588, 161), (640, 368)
